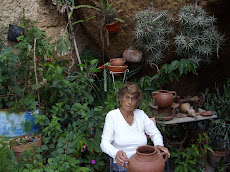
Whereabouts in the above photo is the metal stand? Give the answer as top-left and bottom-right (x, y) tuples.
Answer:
(109, 69), (129, 84)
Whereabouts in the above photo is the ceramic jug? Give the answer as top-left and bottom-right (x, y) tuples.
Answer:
(152, 90), (177, 107)
(110, 58), (126, 66)
(123, 145), (168, 172)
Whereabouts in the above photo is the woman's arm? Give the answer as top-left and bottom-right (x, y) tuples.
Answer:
(100, 112), (119, 159)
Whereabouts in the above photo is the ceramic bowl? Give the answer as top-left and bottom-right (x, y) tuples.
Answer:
(106, 65), (128, 76)
(201, 111), (214, 116)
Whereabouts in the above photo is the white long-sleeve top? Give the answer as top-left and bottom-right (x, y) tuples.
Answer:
(100, 108), (164, 163)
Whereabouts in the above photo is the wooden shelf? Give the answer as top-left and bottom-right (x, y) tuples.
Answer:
(156, 108), (218, 125)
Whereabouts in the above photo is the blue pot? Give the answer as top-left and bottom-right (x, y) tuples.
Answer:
(0, 109), (40, 137)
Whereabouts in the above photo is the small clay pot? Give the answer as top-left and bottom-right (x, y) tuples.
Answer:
(152, 90), (177, 107)
(123, 145), (168, 172)
(110, 58), (126, 66)
(105, 20), (119, 33)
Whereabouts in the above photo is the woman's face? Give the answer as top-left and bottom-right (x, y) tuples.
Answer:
(120, 93), (137, 112)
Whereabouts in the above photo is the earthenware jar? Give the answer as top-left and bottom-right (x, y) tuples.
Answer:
(123, 145), (168, 172)
(110, 58), (126, 66)
(152, 90), (177, 107)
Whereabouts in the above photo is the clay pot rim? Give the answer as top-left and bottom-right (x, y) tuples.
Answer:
(136, 145), (157, 156)
(105, 20), (119, 26)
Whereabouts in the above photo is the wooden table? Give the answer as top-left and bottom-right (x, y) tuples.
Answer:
(156, 108), (218, 125)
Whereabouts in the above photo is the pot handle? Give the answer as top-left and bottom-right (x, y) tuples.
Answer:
(160, 152), (168, 163)
(123, 160), (129, 169)
(169, 91), (177, 98)
(151, 91), (159, 98)
(110, 59), (114, 63)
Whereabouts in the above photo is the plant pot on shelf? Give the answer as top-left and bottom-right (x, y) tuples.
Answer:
(207, 149), (230, 168)
(106, 65), (128, 76)
(123, 50), (143, 63)
(110, 58), (126, 66)
(10, 135), (41, 162)
(105, 20), (119, 33)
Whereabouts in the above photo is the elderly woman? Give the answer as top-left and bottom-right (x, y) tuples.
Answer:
(100, 82), (170, 172)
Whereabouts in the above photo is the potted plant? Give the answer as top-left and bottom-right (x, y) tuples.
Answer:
(9, 134), (41, 162)
(135, 6), (174, 66)
(174, 4), (224, 65)
(203, 80), (230, 168)
(100, 0), (124, 33)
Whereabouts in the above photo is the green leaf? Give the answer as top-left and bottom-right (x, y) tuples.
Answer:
(25, 164), (34, 170)
(150, 73), (159, 81)
(179, 62), (184, 75)
(41, 145), (49, 151)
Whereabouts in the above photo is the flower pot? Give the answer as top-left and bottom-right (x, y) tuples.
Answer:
(152, 90), (177, 107)
(207, 149), (230, 168)
(123, 145), (168, 172)
(110, 58), (126, 66)
(8, 24), (24, 41)
(123, 50), (142, 63)
(105, 20), (119, 33)
(10, 135), (41, 161)
(0, 109), (40, 137)
(106, 65), (128, 76)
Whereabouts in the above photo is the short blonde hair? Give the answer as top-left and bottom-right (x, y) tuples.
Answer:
(118, 82), (142, 104)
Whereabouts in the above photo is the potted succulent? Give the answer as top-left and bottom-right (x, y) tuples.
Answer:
(135, 6), (174, 66)
(174, 4), (224, 65)
(100, 0), (124, 33)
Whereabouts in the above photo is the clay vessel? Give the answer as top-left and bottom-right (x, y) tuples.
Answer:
(123, 145), (168, 172)
(152, 90), (177, 107)
(106, 65), (128, 76)
(110, 58), (126, 66)
(123, 50), (142, 63)
(179, 103), (190, 113)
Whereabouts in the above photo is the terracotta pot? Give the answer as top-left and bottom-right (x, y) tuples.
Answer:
(106, 65), (128, 76)
(123, 145), (168, 172)
(110, 58), (126, 66)
(10, 135), (41, 161)
(152, 90), (177, 107)
(207, 149), (230, 168)
(123, 50), (142, 63)
(105, 20), (119, 33)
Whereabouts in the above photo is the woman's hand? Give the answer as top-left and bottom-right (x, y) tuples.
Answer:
(156, 145), (170, 158)
(115, 150), (128, 166)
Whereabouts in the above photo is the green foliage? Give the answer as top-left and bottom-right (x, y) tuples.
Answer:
(204, 79), (230, 150)
(135, 6), (173, 65)
(150, 59), (197, 89)
(204, 80), (230, 121)
(175, 5), (224, 64)
(0, 26), (54, 112)
(0, 137), (17, 172)
(100, 0), (124, 24)
(170, 132), (213, 172)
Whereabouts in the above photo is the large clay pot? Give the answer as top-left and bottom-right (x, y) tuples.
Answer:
(207, 149), (230, 168)
(10, 135), (41, 161)
(123, 50), (142, 63)
(110, 58), (126, 66)
(152, 90), (177, 107)
(123, 145), (168, 172)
